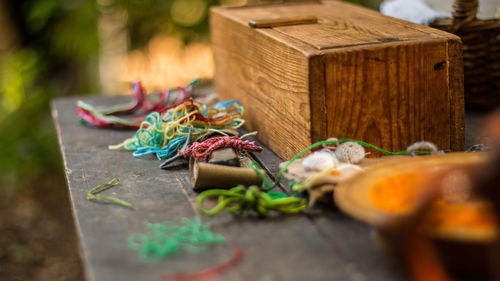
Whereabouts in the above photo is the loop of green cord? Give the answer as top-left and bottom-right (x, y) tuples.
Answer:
(196, 185), (307, 216)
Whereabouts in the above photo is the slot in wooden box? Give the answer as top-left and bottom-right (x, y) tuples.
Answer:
(211, 0), (464, 159)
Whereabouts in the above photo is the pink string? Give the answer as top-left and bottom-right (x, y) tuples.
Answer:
(109, 81), (147, 115)
(76, 81), (194, 129)
(76, 107), (140, 129)
(179, 136), (263, 160)
(149, 89), (170, 112)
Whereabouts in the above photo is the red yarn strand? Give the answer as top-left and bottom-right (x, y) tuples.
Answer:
(76, 81), (195, 128)
(180, 136), (263, 160)
(161, 247), (243, 281)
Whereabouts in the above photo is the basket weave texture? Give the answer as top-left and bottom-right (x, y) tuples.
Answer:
(431, 0), (500, 109)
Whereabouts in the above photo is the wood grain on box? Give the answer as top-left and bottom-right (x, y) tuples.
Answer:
(212, 0), (464, 159)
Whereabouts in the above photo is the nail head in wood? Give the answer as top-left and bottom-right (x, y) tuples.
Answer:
(248, 16), (318, 28)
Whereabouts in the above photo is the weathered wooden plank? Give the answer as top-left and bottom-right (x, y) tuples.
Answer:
(308, 212), (407, 281)
(52, 95), (408, 281)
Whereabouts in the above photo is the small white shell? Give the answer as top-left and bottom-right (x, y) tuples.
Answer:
(302, 150), (339, 172)
(335, 142), (366, 164)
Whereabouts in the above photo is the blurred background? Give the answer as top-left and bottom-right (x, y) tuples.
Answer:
(0, 0), (381, 280)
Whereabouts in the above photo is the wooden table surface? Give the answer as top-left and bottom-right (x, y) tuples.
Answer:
(51, 95), (483, 281)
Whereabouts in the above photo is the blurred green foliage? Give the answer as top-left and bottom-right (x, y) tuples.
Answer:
(112, 0), (221, 49)
(0, 0), (100, 194)
(0, 0), (379, 194)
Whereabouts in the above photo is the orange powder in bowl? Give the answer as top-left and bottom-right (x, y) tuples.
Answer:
(370, 170), (498, 241)
(370, 172), (431, 214)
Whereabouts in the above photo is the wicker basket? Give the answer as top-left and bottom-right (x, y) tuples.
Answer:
(431, 0), (500, 109)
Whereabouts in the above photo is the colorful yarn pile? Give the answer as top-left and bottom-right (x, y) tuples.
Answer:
(128, 217), (225, 262)
(180, 136), (263, 160)
(76, 80), (198, 129)
(109, 98), (244, 159)
(197, 185), (307, 216)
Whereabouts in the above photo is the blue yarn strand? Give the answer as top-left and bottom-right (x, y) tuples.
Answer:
(133, 136), (187, 159)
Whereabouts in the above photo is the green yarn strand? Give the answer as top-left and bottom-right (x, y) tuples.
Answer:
(128, 217), (224, 261)
(87, 178), (133, 208)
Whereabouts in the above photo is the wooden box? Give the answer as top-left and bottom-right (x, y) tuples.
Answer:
(211, 0), (464, 159)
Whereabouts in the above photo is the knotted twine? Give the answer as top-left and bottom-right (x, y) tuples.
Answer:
(179, 136), (263, 160)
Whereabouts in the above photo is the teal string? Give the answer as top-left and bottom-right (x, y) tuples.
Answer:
(268, 192), (290, 199)
(133, 135), (187, 159)
(128, 217), (225, 262)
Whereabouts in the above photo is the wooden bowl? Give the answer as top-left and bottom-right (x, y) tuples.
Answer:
(334, 152), (498, 276)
